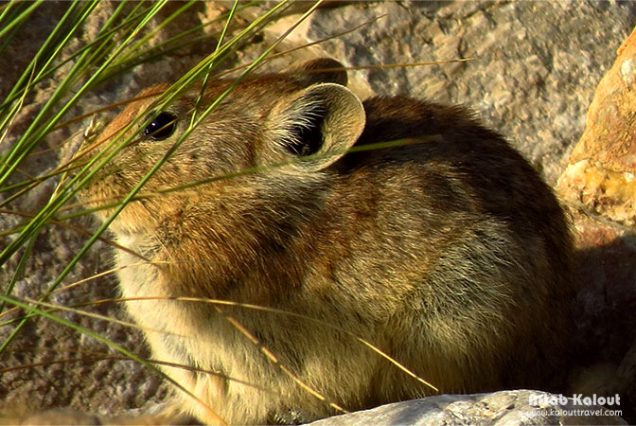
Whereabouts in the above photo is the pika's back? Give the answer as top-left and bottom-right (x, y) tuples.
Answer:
(78, 58), (574, 424)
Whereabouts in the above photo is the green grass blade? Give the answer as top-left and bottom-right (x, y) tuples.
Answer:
(0, 2), (99, 182)
(0, 0), (42, 41)
(0, 293), (226, 423)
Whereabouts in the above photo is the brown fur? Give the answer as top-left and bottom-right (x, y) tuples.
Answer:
(76, 59), (574, 424)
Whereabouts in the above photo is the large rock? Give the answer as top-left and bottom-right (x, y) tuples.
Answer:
(308, 391), (626, 426)
(4, 391), (627, 425)
(555, 26), (636, 420)
(557, 28), (636, 225)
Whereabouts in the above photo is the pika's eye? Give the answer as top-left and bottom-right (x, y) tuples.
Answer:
(143, 111), (177, 140)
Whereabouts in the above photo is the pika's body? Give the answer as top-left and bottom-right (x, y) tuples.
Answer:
(78, 59), (573, 424)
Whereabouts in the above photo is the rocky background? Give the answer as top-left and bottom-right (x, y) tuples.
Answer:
(1, 1), (635, 424)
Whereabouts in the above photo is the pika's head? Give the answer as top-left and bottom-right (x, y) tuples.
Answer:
(76, 59), (365, 235)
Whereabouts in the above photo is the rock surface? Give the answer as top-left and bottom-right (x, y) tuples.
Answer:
(557, 27), (636, 225)
(1, 1), (635, 424)
(2, 391), (627, 426)
(308, 391), (626, 426)
(558, 28), (636, 419)
(301, 1), (635, 184)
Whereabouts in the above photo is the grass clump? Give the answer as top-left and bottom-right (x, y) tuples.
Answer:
(0, 0), (307, 416)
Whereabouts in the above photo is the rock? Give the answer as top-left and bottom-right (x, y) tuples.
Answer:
(568, 209), (636, 416)
(552, 26), (636, 422)
(307, 391), (627, 426)
(557, 27), (636, 226)
(3, 391), (626, 425)
(299, 1), (636, 183)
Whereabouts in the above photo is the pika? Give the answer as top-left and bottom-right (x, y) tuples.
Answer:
(76, 58), (574, 424)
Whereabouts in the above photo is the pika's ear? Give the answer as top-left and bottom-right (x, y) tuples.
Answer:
(267, 83), (365, 173)
(287, 57), (348, 87)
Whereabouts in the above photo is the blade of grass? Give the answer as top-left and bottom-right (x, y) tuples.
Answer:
(0, 2), (449, 416)
(0, 0), (170, 265)
(0, 1), (154, 113)
(113, 0), (199, 66)
(0, 1), (169, 187)
(3, 3), (380, 413)
(0, 11), (445, 202)
(0, 3), (39, 61)
(0, 2), (98, 140)
(0, 354), (274, 394)
(0, 1), (177, 353)
(0, 0), (300, 360)
(191, 0), (240, 125)
(0, 236), (35, 314)
(135, 0), (294, 113)
(0, 293), (227, 425)
(125, 296), (440, 393)
(0, 135), (435, 245)
(53, 0), (322, 226)
(89, 2), (257, 87)
(0, 0), (42, 41)
(0, 2), (99, 183)
(10, 295), (352, 414)
(20, 0), (291, 199)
